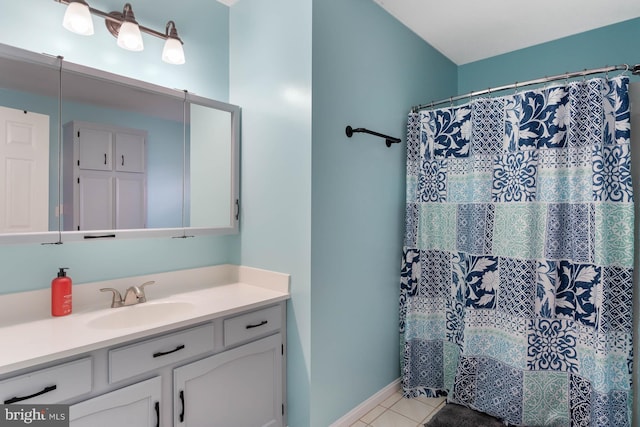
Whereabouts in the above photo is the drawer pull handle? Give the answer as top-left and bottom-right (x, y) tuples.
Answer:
(154, 401), (160, 427)
(246, 320), (268, 329)
(153, 344), (185, 358)
(4, 385), (57, 404)
(179, 390), (185, 422)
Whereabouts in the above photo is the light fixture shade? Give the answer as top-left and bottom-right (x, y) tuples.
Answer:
(62, 1), (94, 36)
(162, 38), (185, 64)
(117, 21), (144, 51)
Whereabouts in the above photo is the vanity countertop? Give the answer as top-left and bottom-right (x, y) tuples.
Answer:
(0, 264), (289, 376)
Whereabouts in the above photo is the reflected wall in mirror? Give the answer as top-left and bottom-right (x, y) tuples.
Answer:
(0, 43), (239, 244)
(187, 102), (233, 229)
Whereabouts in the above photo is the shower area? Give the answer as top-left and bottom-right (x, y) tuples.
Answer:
(400, 67), (640, 426)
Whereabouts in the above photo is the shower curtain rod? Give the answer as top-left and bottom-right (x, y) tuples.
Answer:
(411, 63), (640, 113)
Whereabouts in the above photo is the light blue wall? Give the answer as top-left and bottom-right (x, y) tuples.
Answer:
(229, 1), (313, 426)
(229, 1), (456, 425)
(458, 17), (640, 94)
(0, 236), (235, 292)
(0, 0), (234, 295)
(311, 1), (456, 425)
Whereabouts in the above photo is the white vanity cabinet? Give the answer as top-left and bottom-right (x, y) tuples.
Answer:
(62, 120), (147, 231)
(174, 307), (284, 426)
(69, 376), (161, 427)
(0, 301), (286, 427)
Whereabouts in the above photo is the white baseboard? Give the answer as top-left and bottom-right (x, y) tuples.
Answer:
(329, 378), (401, 427)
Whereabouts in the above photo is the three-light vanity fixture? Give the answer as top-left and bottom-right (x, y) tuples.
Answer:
(55, 0), (186, 64)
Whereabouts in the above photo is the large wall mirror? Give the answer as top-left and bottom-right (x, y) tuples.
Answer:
(0, 43), (239, 244)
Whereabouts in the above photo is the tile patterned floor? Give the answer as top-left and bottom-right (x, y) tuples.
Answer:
(349, 392), (446, 427)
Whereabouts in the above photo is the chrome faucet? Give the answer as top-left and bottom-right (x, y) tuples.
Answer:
(100, 281), (155, 308)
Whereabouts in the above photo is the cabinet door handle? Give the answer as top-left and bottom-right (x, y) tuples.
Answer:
(4, 385), (57, 404)
(153, 344), (185, 358)
(246, 320), (268, 329)
(179, 390), (185, 422)
(154, 401), (160, 427)
(121, 155), (125, 166)
(104, 153), (107, 165)
(83, 234), (116, 239)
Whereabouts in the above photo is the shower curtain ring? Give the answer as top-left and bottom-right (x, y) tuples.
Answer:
(449, 96), (453, 107)
(621, 64), (629, 76)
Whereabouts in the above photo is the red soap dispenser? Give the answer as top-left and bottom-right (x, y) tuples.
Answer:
(52, 267), (72, 317)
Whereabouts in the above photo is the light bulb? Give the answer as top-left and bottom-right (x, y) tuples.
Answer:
(162, 38), (185, 64)
(62, 2), (94, 36)
(117, 21), (144, 51)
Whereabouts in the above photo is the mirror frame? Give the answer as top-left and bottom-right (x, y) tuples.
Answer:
(0, 43), (240, 244)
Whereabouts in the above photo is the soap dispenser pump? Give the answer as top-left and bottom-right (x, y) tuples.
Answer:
(52, 267), (72, 317)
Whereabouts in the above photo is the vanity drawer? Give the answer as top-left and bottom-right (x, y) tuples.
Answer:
(224, 304), (282, 347)
(109, 322), (214, 383)
(0, 357), (92, 404)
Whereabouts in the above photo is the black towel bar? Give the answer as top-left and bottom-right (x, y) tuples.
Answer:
(345, 125), (400, 148)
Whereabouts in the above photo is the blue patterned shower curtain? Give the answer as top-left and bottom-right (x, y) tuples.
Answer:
(400, 76), (634, 426)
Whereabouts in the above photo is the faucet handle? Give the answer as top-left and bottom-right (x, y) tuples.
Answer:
(100, 288), (123, 308)
(139, 281), (155, 291)
(136, 281), (156, 303)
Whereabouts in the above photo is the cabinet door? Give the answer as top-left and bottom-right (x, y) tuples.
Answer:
(174, 334), (283, 427)
(78, 127), (112, 171)
(69, 376), (161, 427)
(115, 174), (145, 229)
(115, 132), (145, 173)
(78, 172), (113, 230)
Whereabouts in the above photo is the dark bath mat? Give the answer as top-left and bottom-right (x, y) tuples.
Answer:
(425, 402), (505, 427)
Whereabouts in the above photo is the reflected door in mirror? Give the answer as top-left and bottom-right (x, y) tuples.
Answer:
(0, 106), (49, 233)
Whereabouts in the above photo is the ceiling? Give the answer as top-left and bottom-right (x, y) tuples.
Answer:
(215, 0), (640, 65)
(372, 0), (640, 65)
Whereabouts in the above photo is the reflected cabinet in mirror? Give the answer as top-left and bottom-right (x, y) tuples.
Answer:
(0, 43), (239, 244)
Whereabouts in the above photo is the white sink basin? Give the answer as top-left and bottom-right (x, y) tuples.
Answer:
(88, 302), (195, 330)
